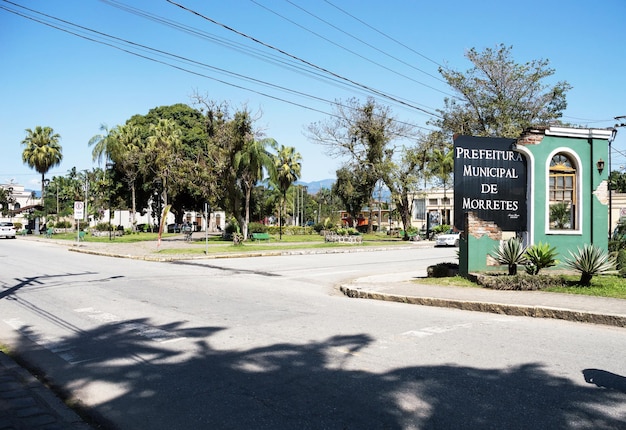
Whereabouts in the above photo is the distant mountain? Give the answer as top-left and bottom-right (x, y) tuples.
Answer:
(296, 179), (335, 194)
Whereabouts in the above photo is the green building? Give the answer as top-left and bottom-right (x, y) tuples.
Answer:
(457, 126), (613, 276)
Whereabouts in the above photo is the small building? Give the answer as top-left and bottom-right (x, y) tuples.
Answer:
(455, 126), (613, 275)
(0, 182), (41, 229)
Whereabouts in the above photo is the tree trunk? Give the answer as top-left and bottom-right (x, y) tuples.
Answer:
(130, 184), (137, 231)
(242, 184), (251, 240)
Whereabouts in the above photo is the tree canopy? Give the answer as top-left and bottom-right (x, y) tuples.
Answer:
(434, 44), (572, 138)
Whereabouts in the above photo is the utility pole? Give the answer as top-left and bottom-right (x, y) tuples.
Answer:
(610, 116), (626, 238)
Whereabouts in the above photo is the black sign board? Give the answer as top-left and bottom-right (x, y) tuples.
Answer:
(453, 135), (527, 231)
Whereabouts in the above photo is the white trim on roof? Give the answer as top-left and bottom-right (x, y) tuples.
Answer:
(545, 126), (613, 140)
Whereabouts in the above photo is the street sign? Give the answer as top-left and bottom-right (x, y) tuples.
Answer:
(74, 201), (84, 220)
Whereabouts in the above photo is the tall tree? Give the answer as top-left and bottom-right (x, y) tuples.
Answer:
(272, 144), (302, 239)
(307, 97), (414, 231)
(21, 126), (63, 207)
(332, 165), (370, 228)
(234, 137), (277, 239)
(435, 44), (571, 138)
(382, 139), (431, 238)
(111, 124), (144, 229)
(146, 118), (183, 208)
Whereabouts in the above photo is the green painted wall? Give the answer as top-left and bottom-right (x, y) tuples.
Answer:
(459, 228), (502, 276)
(458, 129), (610, 275)
(524, 134), (609, 260)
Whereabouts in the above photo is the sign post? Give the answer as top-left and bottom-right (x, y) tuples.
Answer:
(74, 201), (84, 243)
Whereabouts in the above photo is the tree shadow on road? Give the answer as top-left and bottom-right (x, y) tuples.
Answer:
(10, 317), (626, 430)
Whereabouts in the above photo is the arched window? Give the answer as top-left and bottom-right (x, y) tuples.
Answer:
(549, 153), (577, 230)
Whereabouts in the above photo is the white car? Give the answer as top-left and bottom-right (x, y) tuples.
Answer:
(435, 230), (460, 247)
(0, 222), (16, 239)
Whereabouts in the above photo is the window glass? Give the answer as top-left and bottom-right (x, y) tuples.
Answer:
(549, 153), (577, 230)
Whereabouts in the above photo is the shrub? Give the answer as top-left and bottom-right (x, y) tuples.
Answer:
(13, 222), (22, 230)
(524, 242), (558, 275)
(490, 238), (528, 275)
(95, 222), (113, 232)
(312, 223), (325, 233)
(248, 222), (268, 234)
(224, 221), (239, 235)
(476, 273), (570, 290)
(616, 249), (626, 278)
(564, 244), (617, 286)
(431, 224), (451, 235)
(427, 262), (459, 278)
(55, 220), (72, 229)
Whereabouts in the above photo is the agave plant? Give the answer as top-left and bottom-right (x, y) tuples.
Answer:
(490, 238), (528, 275)
(564, 244), (617, 286)
(524, 242), (558, 275)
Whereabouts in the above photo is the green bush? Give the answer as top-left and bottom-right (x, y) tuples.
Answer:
(95, 222), (113, 232)
(265, 225), (314, 235)
(427, 262), (459, 278)
(248, 222), (268, 234)
(225, 220), (239, 235)
(55, 220), (72, 229)
(524, 242), (558, 275)
(431, 224), (451, 235)
(616, 249), (626, 278)
(490, 238), (528, 275)
(13, 222), (22, 230)
(564, 244), (617, 286)
(476, 273), (570, 290)
(312, 223), (325, 233)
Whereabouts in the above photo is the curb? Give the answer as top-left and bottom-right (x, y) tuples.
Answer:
(66, 244), (425, 261)
(340, 286), (626, 328)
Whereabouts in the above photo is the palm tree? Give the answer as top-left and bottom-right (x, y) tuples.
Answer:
(112, 124), (143, 230)
(234, 138), (277, 239)
(88, 124), (120, 166)
(21, 126), (63, 209)
(272, 144), (302, 239)
(147, 119), (182, 207)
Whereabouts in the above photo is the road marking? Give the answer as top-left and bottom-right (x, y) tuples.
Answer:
(75, 307), (186, 343)
(3, 317), (81, 364)
(402, 323), (473, 338)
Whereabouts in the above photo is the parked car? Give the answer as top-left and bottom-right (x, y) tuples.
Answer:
(434, 229), (460, 247)
(0, 222), (17, 239)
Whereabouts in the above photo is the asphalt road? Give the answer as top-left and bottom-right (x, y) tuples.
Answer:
(0, 239), (624, 429)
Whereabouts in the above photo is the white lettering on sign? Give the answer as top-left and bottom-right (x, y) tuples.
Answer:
(455, 147), (523, 161)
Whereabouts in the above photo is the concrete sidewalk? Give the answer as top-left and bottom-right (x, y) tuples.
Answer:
(340, 271), (626, 327)
(0, 352), (92, 429)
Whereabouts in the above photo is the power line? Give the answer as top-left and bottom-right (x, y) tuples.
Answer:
(1, 0), (437, 134)
(322, 0), (444, 69)
(252, 0), (455, 99)
(166, 0), (441, 119)
(98, 0), (434, 116)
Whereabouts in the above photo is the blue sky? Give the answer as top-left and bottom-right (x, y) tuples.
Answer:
(2, 0), (625, 188)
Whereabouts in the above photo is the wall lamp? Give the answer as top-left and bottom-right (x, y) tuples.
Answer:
(596, 158), (605, 174)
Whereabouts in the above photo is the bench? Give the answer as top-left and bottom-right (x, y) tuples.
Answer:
(19, 229), (28, 236)
(251, 232), (271, 242)
(45, 228), (54, 238)
(79, 231), (86, 241)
